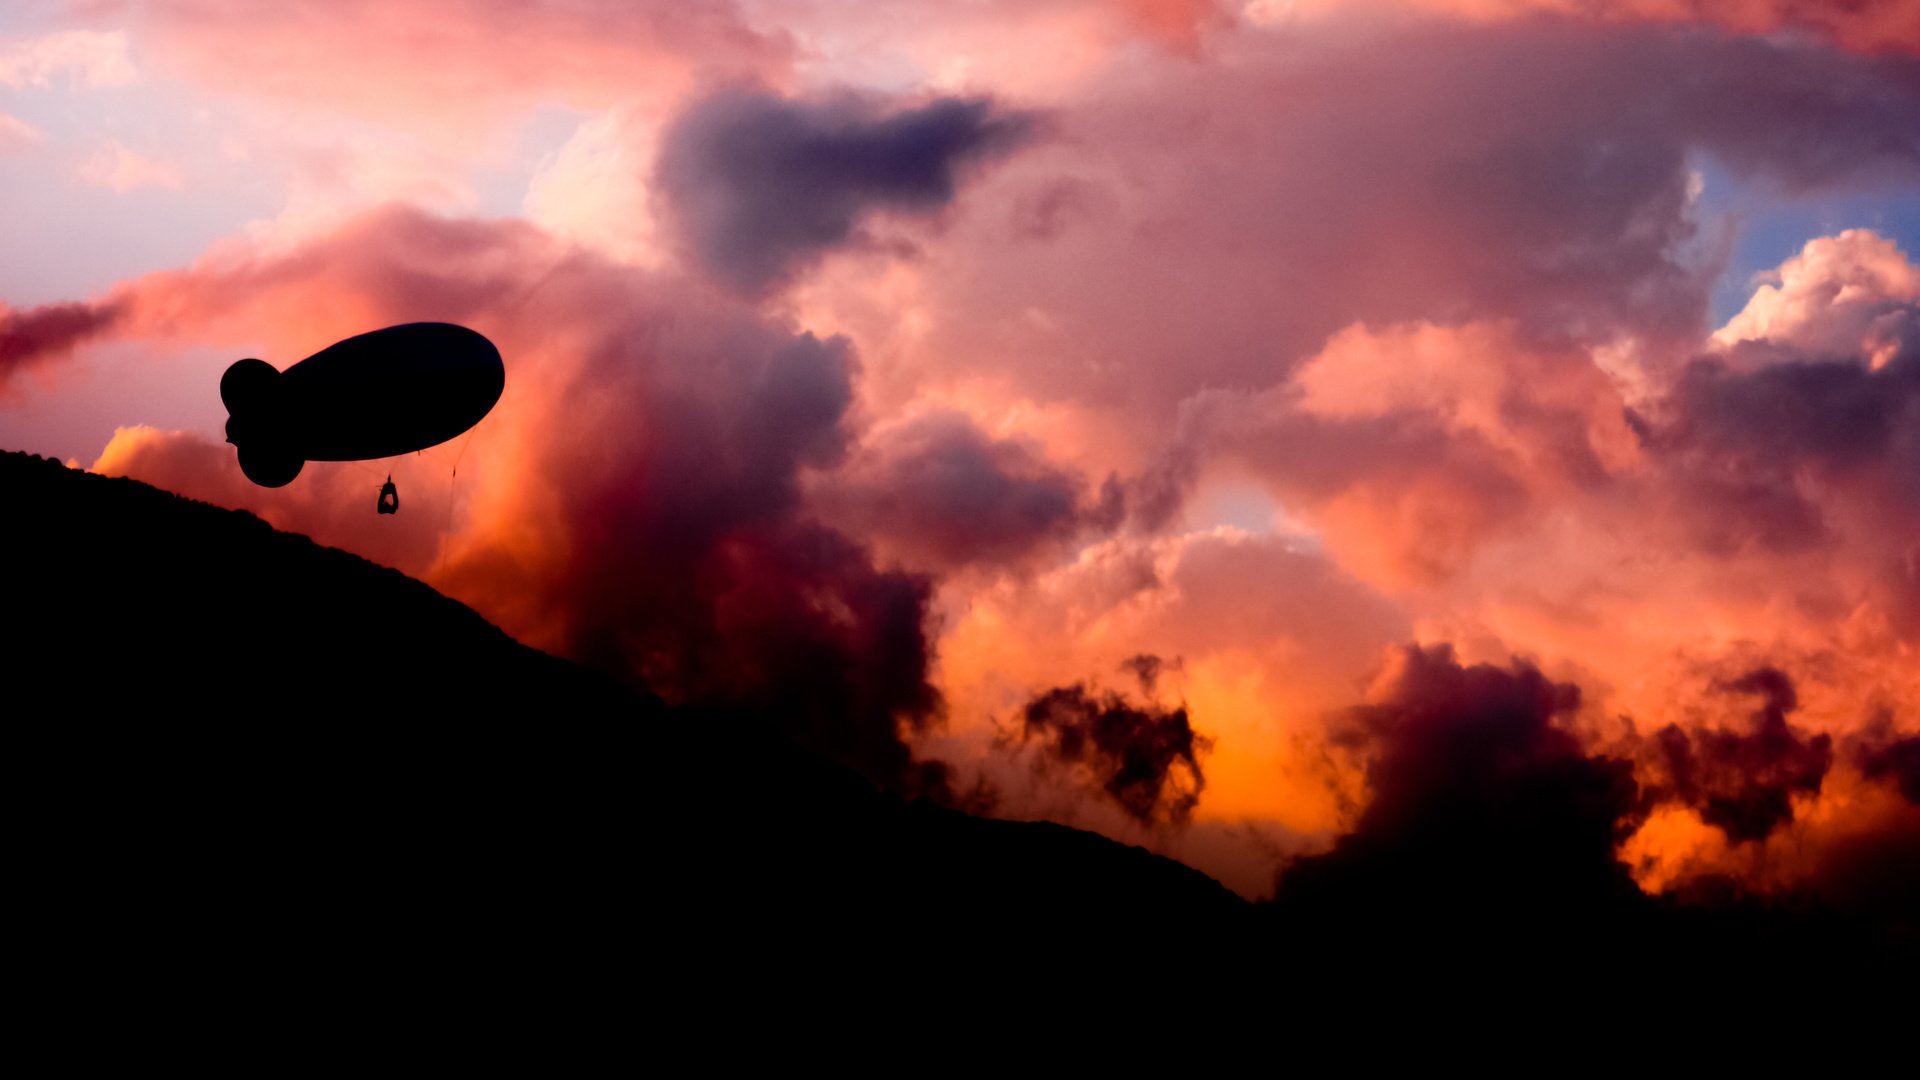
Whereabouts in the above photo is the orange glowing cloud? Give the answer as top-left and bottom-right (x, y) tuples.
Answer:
(92, 425), (459, 576)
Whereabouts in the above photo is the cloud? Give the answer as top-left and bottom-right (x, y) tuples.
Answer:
(1862, 737), (1920, 806)
(1253, 320), (1639, 585)
(0, 298), (126, 390)
(1269, 0), (1920, 56)
(930, 521), (1413, 889)
(522, 107), (667, 265)
(655, 86), (1035, 294)
(1264, 643), (1919, 970)
(1114, 0), (1233, 51)
(0, 112), (42, 151)
(77, 141), (185, 193)
(1665, 347), (1920, 476)
(812, 409), (1113, 572)
(1121, 652), (1175, 695)
(437, 308), (954, 794)
(111, 1), (785, 140)
(785, 17), (1920, 579)
(1642, 234), (1920, 574)
(1018, 664), (1211, 826)
(1714, 231), (1920, 364)
(0, 30), (137, 88)
(1642, 668), (1834, 843)
(1271, 645), (1645, 928)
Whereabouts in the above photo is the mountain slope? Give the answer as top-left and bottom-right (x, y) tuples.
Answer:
(5, 449), (1246, 1015)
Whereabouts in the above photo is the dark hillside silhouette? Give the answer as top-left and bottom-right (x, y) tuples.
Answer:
(3, 450), (1246, 1024)
(5, 450), (1911, 1034)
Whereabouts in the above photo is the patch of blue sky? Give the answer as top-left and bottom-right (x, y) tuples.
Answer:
(1691, 155), (1920, 328)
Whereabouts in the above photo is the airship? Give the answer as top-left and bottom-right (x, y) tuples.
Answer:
(221, 322), (504, 488)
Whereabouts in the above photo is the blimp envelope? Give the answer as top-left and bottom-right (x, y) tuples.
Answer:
(221, 322), (504, 487)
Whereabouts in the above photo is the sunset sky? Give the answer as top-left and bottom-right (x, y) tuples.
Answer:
(4, 0), (1918, 902)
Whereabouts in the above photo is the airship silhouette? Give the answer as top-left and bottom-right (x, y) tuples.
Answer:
(221, 322), (504, 488)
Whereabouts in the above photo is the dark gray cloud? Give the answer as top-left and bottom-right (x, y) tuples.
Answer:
(1668, 344), (1920, 468)
(655, 86), (1034, 295)
(1019, 667), (1210, 827)
(1863, 736), (1920, 806)
(1647, 327), (1920, 558)
(817, 410), (1115, 571)
(1642, 668), (1834, 844)
(449, 300), (954, 795)
(1264, 645), (1918, 977)
(1272, 645), (1645, 932)
(0, 298), (125, 388)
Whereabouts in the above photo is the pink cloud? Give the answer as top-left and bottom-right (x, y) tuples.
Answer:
(1270, 0), (1920, 55)
(0, 112), (43, 150)
(77, 141), (185, 192)
(1714, 230), (1920, 368)
(793, 15), (1920, 464)
(0, 29), (137, 87)
(105, 0), (789, 140)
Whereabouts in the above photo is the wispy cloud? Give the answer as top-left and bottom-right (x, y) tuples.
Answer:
(77, 141), (184, 192)
(0, 111), (42, 150)
(0, 30), (136, 88)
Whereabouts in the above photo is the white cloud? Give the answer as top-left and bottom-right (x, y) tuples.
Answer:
(1714, 230), (1920, 370)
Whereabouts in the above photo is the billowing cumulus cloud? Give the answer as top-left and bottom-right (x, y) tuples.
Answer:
(1264, 643), (1919, 970)
(1632, 232), (1920, 637)
(1272, 645), (1644, 927)
(655, 87), (1035, 295)
(438, 302), (953, 794)
(1657, 347), (1920, 543)
(1714, 230), (1920, 361)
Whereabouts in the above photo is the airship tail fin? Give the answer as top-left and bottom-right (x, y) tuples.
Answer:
(220, 358), (281, 414)
(223, 358), (304, 486)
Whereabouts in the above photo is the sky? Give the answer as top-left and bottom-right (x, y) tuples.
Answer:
(3, 0), (1918, 904)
